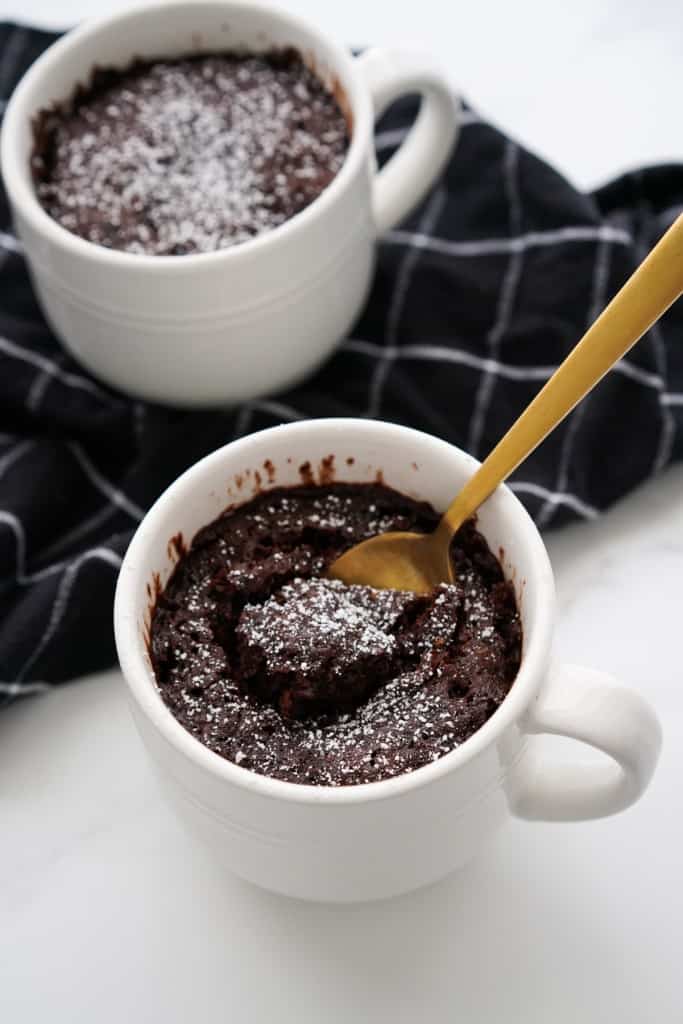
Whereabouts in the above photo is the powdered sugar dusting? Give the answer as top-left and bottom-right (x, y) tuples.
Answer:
(238, 578), (410, 677)
(149, 483), (522, 786)
(32, 52), (349, 255)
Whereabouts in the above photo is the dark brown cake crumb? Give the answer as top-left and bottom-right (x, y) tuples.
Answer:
(235, 578), (419, 718)
(31, 50), (349, 255)
(149, 483), (522, 786)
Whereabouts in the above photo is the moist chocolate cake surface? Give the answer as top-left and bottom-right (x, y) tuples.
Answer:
(150, 483), (522, 786)
(31, 50), (349, 255)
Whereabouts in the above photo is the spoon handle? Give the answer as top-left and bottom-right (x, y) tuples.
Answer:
(442, 213), (683, 536)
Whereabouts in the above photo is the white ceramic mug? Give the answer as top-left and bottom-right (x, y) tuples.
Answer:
(114, 419), (662, 903)
(0, 0), (458, 407)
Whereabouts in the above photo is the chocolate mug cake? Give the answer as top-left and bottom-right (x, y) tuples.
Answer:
(149, 482), (521, 786)
(31, 50), (349, 255)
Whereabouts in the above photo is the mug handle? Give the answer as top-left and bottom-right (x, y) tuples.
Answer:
(510, 663), (662, 821)
(356, 48), (459, 234)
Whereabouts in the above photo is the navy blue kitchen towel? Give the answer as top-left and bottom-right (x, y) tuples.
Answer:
(1, 23), (682, 701)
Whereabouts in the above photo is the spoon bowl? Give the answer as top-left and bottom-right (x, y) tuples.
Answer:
(328, 522), (454, 593)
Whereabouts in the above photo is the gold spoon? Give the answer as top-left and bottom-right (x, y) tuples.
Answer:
(329, 214), (683, 594)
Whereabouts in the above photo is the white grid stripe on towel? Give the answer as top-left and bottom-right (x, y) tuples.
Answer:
(536, 235), (612, 529)
(250, 398), (306, 422)
(233, 398), (307, 439)
(613, 360), (662, 389)
(366, 188), (447, 418)
(0, 230), (23, 253)
(32, 502), (119, 567)
(344, 338), (665, 391)
(344, 338), (552, 380)
(0, 680), (50, 697)
(233, 405), (254, 439)
(652, 322), (677, 473)
(374, 108), (480, 152)
(635, 202), (677, 474)
(383, 223), (632, 259)
(67, 443), (145, 522)
(0, 509), (121, 586)
(0, 336), (113, 403)
(26, 351), (65, 413)
(0, 440), (34, 481)
(509, 481), (598, 519)
(468, 141), (523, 456)
(15, 546), (123, 682)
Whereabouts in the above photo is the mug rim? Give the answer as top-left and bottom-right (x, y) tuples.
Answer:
(114, 418), (556, 806)
(0, 0), (373, 273)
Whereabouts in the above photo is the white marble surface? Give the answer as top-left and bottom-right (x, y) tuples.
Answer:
(2, 2), (683, 1021)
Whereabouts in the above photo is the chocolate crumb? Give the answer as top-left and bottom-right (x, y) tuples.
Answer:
(318, 454), (335, 484)
(298, 460), (315, 486)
